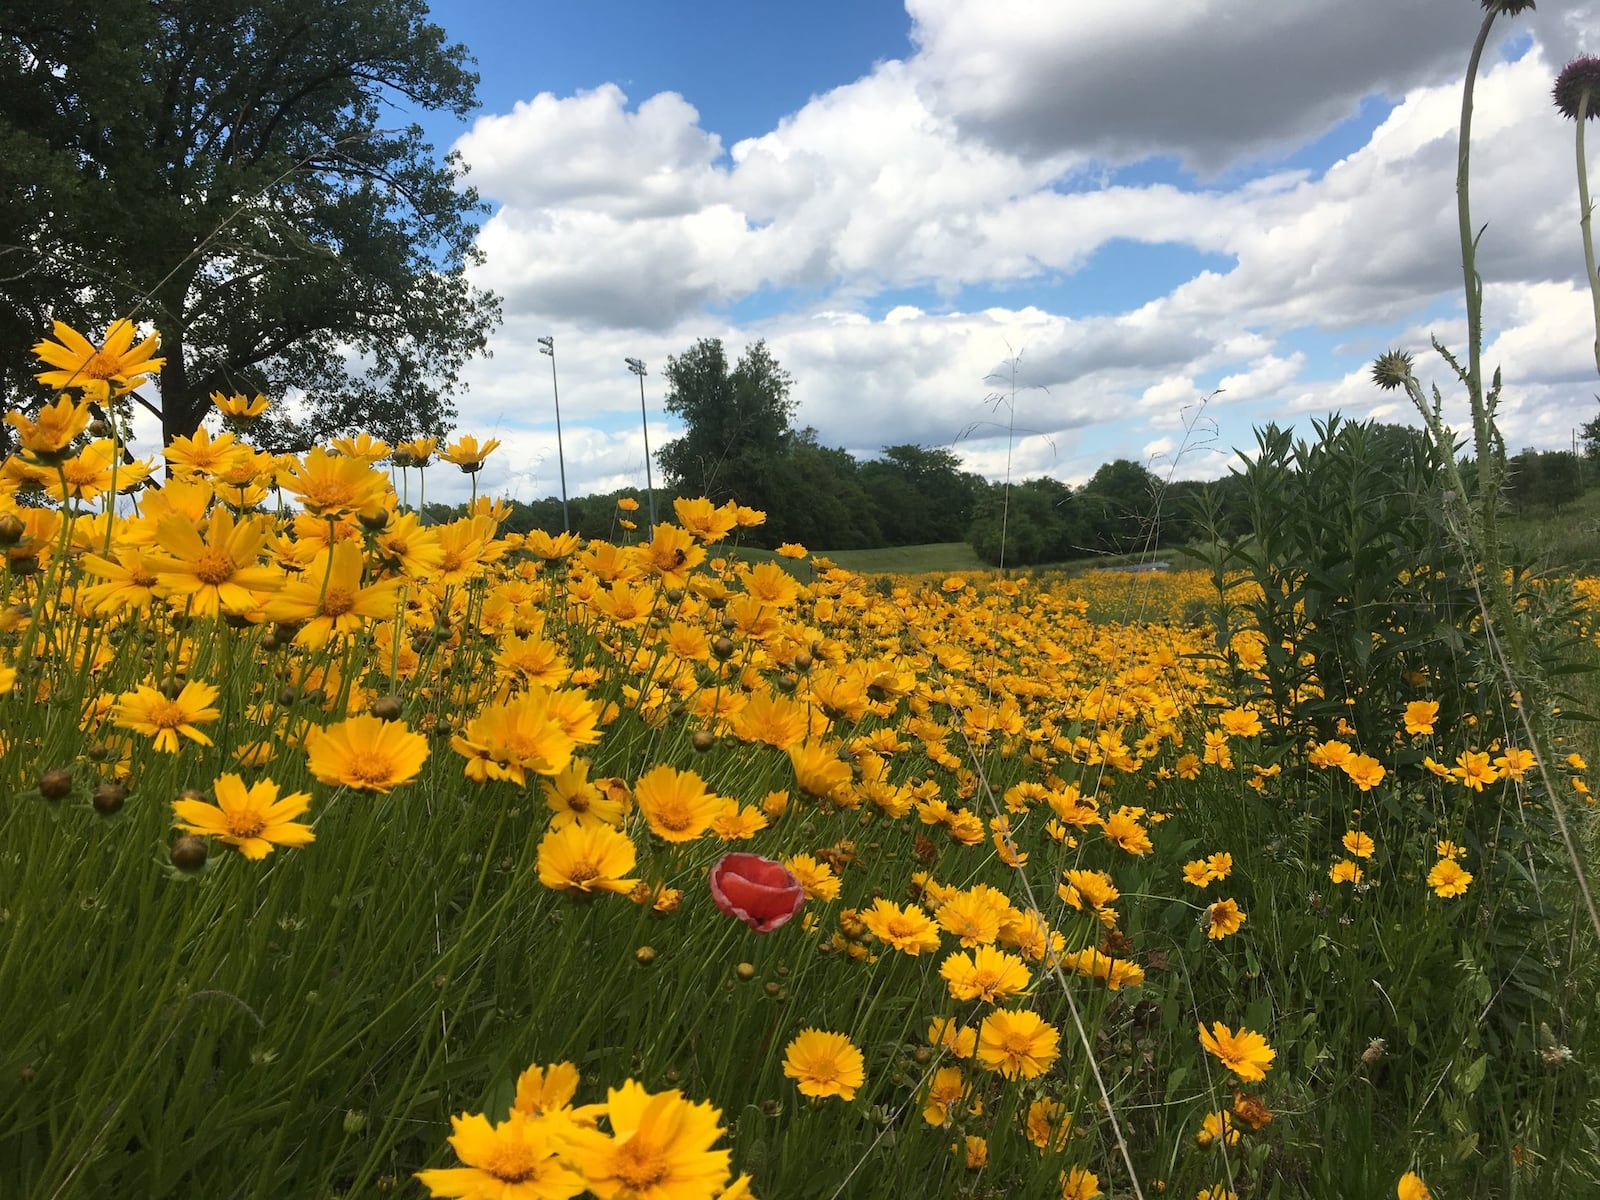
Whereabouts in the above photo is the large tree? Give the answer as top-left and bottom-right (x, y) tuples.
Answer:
(859, 444), (983, 544)
(0, 0), (499, 447)
(656, 338), (796, 508)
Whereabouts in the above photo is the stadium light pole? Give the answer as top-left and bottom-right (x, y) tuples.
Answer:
(625, 356), (656, 532)
(536, 336), (570, 531)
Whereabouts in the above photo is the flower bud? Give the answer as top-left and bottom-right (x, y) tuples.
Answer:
(170, 835), (209, 871)
(92, 782), (127, 814)
(39, 769), (73, 800)
(371, 694), (404, 721)
(1370, 350), (1414, 391)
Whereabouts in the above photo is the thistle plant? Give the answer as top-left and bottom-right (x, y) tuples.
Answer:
(1553, 53), (1600, 376)
(1369, 1), (1600, 951)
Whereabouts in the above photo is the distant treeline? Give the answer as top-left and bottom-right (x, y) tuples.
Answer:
(436, 446), (1244, 565)
(427, 426), (1594, 567)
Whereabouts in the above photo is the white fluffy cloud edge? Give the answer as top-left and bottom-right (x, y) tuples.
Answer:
(434, 0), (1600, 509)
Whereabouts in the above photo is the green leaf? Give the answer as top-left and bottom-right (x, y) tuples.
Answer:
(1458, 1053), (1488, 1096)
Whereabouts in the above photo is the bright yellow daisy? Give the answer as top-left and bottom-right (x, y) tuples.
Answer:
(535, 822), (638, 895)
(976, 1008), (1060, 1080)
(860, 897), (942, 955)
(112, 681), (221, 754)
(148, 508), (282, 617)
(632, 764), (721, 843)
(32, 319), (164, 401)
(416, 1110), (586, 1200)
(558, 1081), (732, 1200)
(4, 393), (92, 460)
(1427, 858), (1474, 898)
(172, 774), (313, 859)
(263, 540), (404, 649)
(306, 713), (429, 792)
(1198, 1021), (1276, 1082)
(940, 945), (1032, 1003)
(782, 1029), (865, 1100)
(1204, 898), (1247, 940)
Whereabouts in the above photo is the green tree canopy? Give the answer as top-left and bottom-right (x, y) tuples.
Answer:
(1508, 448), (1584, 513)
(859, 444), (983, 544)
(0, 0), (500, 447)
(656, 338), (796, 508)
(1580, 400), (1600, 461)
(1079, 458), (1163, 552)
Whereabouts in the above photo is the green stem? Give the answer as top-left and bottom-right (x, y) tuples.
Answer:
(1576, 86), (1600, 377)
(1457, 12), (1498, 556)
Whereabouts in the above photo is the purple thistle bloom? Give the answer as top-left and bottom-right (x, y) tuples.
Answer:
(1554, 55), (1600, 121)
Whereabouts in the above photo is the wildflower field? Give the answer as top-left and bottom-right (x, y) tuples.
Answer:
(2, 323), (1599, 1200)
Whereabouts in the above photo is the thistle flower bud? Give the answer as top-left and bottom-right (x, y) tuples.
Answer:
(1554, 55), (1600, 121)
(1371, 350), (1414, 391)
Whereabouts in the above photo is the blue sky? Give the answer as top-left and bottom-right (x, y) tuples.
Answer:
(421, 2), (915, 148)
(400, 0), (1600, 507)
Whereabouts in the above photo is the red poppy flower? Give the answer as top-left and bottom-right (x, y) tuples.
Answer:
(709, 852), (805, 932)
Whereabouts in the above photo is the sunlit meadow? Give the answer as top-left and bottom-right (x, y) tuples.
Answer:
(1, 312), (1598, 1200)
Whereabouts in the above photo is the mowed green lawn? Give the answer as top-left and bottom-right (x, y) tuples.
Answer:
(734, 541), (1191, 577)
(726, 487), (1600, 579)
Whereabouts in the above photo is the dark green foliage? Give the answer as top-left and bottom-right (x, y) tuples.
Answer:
(1194, 416), (1485, 748)
(755, 434), (882, 549)
(1507, 449), (1585, 512)
(654, 339), (991, 549)
(1078, 457), (1164, 550)
(965, 476), (1084, 566)
(655, 338), (797, 509)
(964, 459), (1198, 567)
(1580, 402), (1600, 460)
(0, 0), (499, 446)
(857, 445), (983, 544)
(1186, 414), (1598, 1176)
